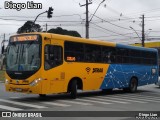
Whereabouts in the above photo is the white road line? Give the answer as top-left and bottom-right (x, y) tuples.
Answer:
(42, 102), (71, 107)
(76, 98), (112, 105)
(97, 96), (147, 103)
(108, 95), (160, 103)
(0, 99), (47, 109)
(111, 93), (160, 99)
(88, 97), (129, 104)
(144, 92), (160, 96)
(0, 105), (23, 111)
(58, 100), (92, 105)
(122, 95), (160, 100)
(112, 94), (160, 100)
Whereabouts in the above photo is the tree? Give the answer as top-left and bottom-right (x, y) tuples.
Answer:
(17, 21), (42, 34)
(47, 27), (81, 37)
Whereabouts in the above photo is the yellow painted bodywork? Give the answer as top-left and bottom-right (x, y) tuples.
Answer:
(5, 33), (116, 95)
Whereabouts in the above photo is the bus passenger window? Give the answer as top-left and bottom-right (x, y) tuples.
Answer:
(44, 45), (63, 70)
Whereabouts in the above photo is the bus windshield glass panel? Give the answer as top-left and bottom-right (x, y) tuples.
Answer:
(6, 35), (41, 71)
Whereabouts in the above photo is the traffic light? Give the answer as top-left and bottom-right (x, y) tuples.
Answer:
(47, 7), (53, 18)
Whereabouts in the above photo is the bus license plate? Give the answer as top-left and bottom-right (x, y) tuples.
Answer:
(15, 88), (22, 92)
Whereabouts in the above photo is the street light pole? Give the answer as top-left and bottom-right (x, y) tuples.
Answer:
(130, 26), (142, 43)
(33, 11), (48, 24)
(89, 0), (105, 22)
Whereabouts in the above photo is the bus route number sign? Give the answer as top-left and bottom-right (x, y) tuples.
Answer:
(10, 35), (38, 42)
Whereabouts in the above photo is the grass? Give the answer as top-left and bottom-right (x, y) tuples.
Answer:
(0, 70), (5, 82)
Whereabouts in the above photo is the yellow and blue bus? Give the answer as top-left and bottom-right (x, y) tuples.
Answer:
(5, 33), (159, 98)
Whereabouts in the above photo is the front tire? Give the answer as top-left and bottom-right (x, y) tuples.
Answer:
(69, 80), (77, 99)
(123, 78), (138, 93)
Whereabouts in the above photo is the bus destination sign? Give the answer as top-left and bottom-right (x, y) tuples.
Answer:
(10, 35), (38, 42)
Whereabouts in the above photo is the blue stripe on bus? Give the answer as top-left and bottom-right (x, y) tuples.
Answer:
(116, 44), (157, 52)
(100, 64), (158, 89)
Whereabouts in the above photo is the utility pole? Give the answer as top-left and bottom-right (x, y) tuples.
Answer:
(79, 0), (92, 39)
(1, 33), (5, 54)
(1, 33), (5, 70)
(141, 15), (145, 47)
(46, 23), (48, 32)
(3, 33), (5, 41)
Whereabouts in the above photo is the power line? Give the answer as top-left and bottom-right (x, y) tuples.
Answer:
(45, 23), (84, 27)
(90, 26), (113, 35)
(124, 8), (160, 17)
(0, 18), (85, 23)
(0, 24), (21, 26)
(90, 32), (136, 38)
(90, 22), (135, 38)
(91, 15), (133, 31)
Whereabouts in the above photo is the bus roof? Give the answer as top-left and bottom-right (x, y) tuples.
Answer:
(12, 32), (157, 52)
(13, 32), (116, 47)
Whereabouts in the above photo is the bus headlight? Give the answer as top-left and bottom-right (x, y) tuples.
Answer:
(29, 78), (43, 86)
(5, 79), (9, 84)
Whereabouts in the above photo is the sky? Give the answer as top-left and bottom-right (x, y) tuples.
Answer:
(0, 0), (160, 44)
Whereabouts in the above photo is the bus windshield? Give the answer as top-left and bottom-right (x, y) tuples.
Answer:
(6, 41), (40, 71)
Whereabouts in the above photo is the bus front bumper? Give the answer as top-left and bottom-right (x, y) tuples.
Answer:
(5, 83), (42, 94)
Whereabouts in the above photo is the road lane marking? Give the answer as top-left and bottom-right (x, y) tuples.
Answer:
(107, 95), (160, 103)
(123, 94), (160, 100)
(0, 99), (47, 109)
(58, 100), (92, 105)
(76, 98), (112, 105)
(88, 97), (129, 104)
(41, 102), (71, 107)
(110, 93), (160, 99)
(97, 96), (147, 103)
(110, 94), (160, 101)
(143, 92), (160, 96)
(0, 105), (23, 111)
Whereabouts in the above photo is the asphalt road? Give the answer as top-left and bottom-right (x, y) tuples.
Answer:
(0, 83), (160, 120)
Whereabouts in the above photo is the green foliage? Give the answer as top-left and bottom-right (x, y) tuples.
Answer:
(17, 21), (42, 34)
(47, 27), (81, 37)
(0, 70), (5, 82)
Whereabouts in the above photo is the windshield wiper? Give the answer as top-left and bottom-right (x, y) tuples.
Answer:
(15, 45), (19, 64)
(30, 55), (34, 64)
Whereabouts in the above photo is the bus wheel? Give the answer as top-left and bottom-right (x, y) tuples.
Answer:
(39, 94), (46, 98)
(129, 78), (138, 93)
(70, 80), (77, 99)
